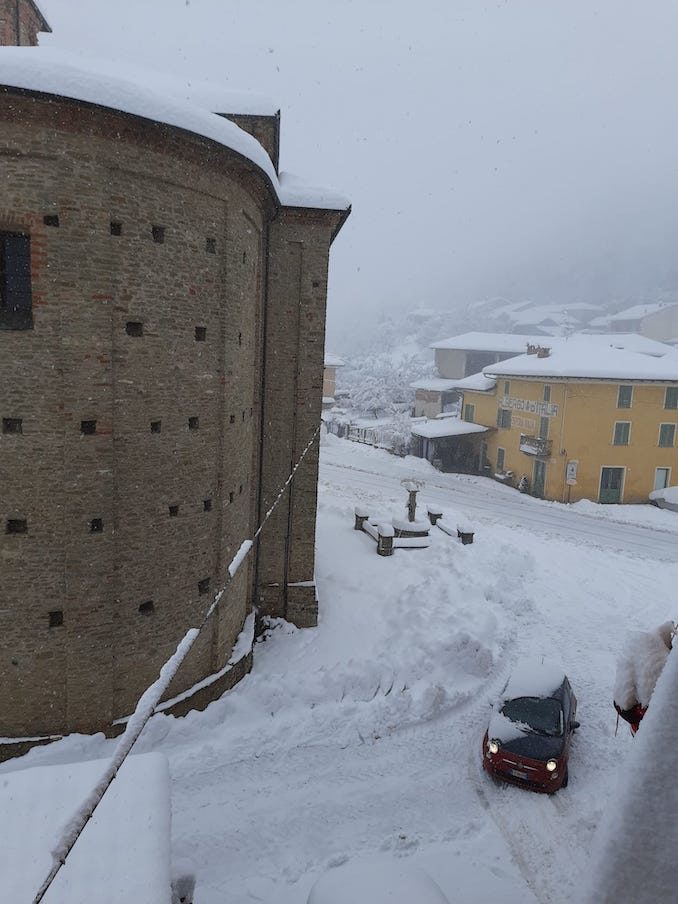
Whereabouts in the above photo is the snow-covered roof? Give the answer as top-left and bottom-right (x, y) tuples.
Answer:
(430, 332), (544, 352)
(503, 661), (566, 699)
(410, 378), (460, 392)
(1, 752), (172, 904)
(411, 419), (490, 439)
(0, 48), (350, 213)
(483, 336), (678, 381)
(609, 303), (676, 321)
(324, 353), (346, 368)
(410, 373), (495, 393)
(449, 372), (497, 392)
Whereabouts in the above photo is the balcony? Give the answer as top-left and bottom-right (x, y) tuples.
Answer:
(519, 434), (552, 457)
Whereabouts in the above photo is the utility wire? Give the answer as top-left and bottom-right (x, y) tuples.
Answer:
(32, 425), (321, 904)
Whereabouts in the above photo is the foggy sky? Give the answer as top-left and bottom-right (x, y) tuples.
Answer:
(39, 0), (678, 344)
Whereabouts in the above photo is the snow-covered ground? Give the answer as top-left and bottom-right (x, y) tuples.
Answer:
(4, 436), (678, 903)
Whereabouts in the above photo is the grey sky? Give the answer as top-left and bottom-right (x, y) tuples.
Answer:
(40, 0), (678, 343)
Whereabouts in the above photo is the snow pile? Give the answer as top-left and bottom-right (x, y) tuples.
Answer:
(613, 623), (673, 709)
(585, 644), (678, 904)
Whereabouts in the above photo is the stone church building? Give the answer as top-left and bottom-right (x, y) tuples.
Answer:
(0, 42), (349, 746)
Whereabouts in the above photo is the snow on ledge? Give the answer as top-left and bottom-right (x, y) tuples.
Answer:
(0, 48), (349, 212)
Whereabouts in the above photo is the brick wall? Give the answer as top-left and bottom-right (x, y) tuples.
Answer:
(0, 88), (344, 738)
(0, 0), (49, 46)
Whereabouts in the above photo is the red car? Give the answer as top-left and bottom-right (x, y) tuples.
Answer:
(482, 661), (579, 793)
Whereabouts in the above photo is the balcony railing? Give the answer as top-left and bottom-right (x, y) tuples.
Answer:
(519, 434), (552, 457)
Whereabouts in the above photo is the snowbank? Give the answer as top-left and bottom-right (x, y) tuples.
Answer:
(613, 623), (673, 709)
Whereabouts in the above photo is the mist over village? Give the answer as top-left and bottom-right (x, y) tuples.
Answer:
(1, 3), (677, 903)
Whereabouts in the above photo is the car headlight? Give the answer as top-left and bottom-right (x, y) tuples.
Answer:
(488, 739), (500, 754)
(546, 759), (557, 772)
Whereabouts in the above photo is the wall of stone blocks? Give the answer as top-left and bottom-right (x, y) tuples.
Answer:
(0, 0), (46, 46)
(0, 91), (313, 737)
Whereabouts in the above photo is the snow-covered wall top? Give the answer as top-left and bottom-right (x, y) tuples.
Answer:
(483, 336), (678, 380)
(0, 48), (350, 212)
(430, 332), (544, 352)
(324, 353), (346, 368)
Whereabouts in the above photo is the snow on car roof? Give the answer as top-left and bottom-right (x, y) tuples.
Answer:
(503, 661), (566, 699)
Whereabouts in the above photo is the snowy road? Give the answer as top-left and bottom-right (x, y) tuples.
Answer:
(5, 437), (678, 904)
(320, 442), (678, 562)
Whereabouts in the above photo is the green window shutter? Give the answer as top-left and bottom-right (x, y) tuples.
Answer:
(659, 423), (676, 447)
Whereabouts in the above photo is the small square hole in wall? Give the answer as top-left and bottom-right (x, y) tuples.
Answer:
(2, 418), (22, 434)
(206, 237), (216, 254)
(312, 280), (320, 288)
(152, 225), (165, 244)
(203, 499), (212, 512)
(126, 321), (143, 337)
(6, 518), (27, 534)
(49, 610), (64, 628)
(169, 505), (179, 517)
(229, 491), (234, 504)
(229, 414), (235, 424)
(43, 214), (60, 228)
(90, 518), (104, 533)
(138, 600), (155, 615)
(188, 416), (199, 431)
(195, 326), (207, 341)
(80, 419), (97, 436)
(110, 221), (122, 236)
(150, 420), (162, 433)
(198, 577), (210, 595)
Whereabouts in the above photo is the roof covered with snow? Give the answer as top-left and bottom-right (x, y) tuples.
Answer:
(0, 48), (350, 213)
(503, 661), (566, 699)
(410, 372), (496, 393)
(483, 336), (678, 381)
(430, 332), (545, 352)
(609, 302), (677, 321)
(411, 418), (490, 439)
(0, 752), (172, 904)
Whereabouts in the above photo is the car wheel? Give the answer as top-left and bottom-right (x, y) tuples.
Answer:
(561, 767), (569, 789)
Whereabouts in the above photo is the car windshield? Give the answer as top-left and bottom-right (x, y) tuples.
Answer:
(501, 696), (563, 737)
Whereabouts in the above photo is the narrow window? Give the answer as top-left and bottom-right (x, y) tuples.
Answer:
(6, 518), (27, 534)
(242, 410), (246, 421)
(665, 387), (678, 410)
(90, 518), (104, 533)
(49, 610), (64, 627)
(239, 484), (243, 494)
(503, 381), (510, 396)
(80, 419), (97, 435)
(198, 577), (210, 595)
(617, 385), (633, 409)
(152, 225), (165, 244)
(150, 420), (162, 433)
(659, 423), (676, 448)
(229, 491), (234, 504)
(613, 422), (631, 446)
(126, 321), (143, 337)
(203, 499), (212, 511)
(497, 408), (511, 429)
(539, 416), (549, 440)
(195, 326), (207, 341)
(543, 384), (551, 403)
(138, 600), (155, 615)
(169, 505), (179, 517)
(2, 417), (22, 434)
(0, 231), (33, 330)
(110, 221), (123, 236)
(43, 214), (60, 228)
(463, 403), (475, 423)
(496, 447), (505, 471)
(188, 416), (199, 430)
(238, 332), (243, 346)
(206, 238), (216, 254)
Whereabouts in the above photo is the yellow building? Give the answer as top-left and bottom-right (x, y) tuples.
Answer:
(461, 340), (678, 504)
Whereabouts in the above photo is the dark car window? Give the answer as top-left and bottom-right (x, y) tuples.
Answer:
(501, 696), (564, 737)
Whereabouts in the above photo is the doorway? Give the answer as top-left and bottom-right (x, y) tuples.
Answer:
(599, 467), (625, 504)
(532, 460), (546, 498)
(654, 468), (671, 491)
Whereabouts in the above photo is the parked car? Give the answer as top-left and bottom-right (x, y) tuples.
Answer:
(482, 661), (579, 793)
(649, 486), (678, 512)
(307, 860), (450, 904)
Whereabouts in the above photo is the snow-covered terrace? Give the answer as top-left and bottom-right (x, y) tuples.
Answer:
(411, 419), (490, 439)
(0, 48), (350, 213)
(410, 373), (496, 393)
